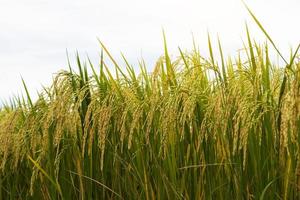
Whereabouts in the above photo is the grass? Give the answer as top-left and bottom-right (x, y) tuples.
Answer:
(0, 7), (300, 200)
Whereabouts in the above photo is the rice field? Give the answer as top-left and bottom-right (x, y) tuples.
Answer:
(0, 8), (300, 200)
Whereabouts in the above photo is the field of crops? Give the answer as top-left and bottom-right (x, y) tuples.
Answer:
(0, 9), (300, 199)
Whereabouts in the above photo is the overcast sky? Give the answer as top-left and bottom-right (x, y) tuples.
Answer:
(0, 0), (299, 102)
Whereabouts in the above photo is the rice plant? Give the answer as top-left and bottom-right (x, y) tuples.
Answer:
(0, 7), (300, 200)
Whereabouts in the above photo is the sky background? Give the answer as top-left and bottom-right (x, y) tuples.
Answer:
(0, 0), (299, 102)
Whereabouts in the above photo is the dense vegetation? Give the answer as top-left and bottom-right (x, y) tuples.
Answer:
(1, 9), (300, 200)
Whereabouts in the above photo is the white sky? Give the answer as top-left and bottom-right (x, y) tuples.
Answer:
(0, 0), (299, 102)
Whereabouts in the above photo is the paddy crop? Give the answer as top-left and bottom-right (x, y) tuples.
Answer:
(0, 7), (299, 200)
